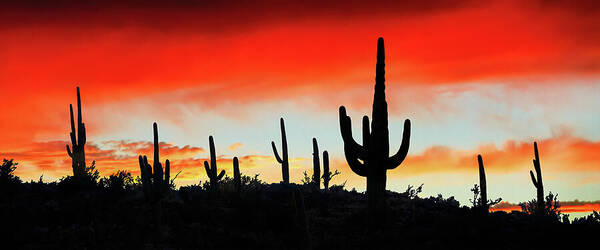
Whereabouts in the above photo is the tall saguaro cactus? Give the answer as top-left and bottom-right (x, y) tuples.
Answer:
(530, 141), (545, 214)
(272, 118), (290, 184)
(66, 87), (87, 177)
(339, 37), (411, 215)
(311, 138), (321, 188)
(477, 154), (488, 211)
(204, 136), (225, 187)
(138, 122), (171, 202)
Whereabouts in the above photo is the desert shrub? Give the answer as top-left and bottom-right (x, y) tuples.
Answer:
(99, 170), (135, 192)
(469, 184), (502, 208)
(58, 160), (101, 190)
(401, 183), (424, 199)
(519, 191), (561, 220)
(572, 211), (600, 225)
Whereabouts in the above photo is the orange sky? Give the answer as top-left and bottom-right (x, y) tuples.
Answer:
(1, 0), (599, 215)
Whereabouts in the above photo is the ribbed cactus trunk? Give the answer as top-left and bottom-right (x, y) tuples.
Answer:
(530, 142), (545, 215)
(272, 118), (290, 184)
(204, 136), (226, 188)
(66, 87), (87, 178)
(339, 38), (411, 219)
(477, 154), (488, 212)
(233, 157), (241, 193)
(312, 138), (321, 189)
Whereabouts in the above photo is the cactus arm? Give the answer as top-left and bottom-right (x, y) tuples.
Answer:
(362, 116), (370, 148)
(272, 141), (283, 163)
(204, 161), (212, 179)
(66, 145), (73, 157)
(386, 119), (411, 169)
(345, 145), (368, 177)
(530, 170), (538, 187)
(217, 170), (225, 180)
(339, 107), (366, 158)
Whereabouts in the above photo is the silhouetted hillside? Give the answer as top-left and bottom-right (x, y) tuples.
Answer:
(0, 172), (598, 249)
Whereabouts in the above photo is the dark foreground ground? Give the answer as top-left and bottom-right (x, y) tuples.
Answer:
(0, 176), (598, 250)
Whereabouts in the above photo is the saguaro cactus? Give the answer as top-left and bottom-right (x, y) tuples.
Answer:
(66, 87), (87, 177)
(530, 141), (545, 214)
(272, 118), (290, 184)
(204, 136), (225, 187)
(339, 37), (411, 215)
(321, 151), (339, 192)
(311, 138), (322, 188)
(477, 154), (488, 211)
(233, 156), (241, 192)
(138, 122), (171, 202)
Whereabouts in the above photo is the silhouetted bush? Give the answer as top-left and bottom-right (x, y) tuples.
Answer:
(519, 191), (561, 220)
(99, 170), (135, 192)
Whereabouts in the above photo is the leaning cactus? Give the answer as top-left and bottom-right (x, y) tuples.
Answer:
(339, 38), (411, 214)
(66, 87), (87, 178)
(530, 141), (545, 214)
(271, 118), (290, 184)
(138, 122), (171, 203)
(311, 138), (321, 188)
(477, 154), (488, 211)
(204, 136), (225, 187)
(233, 156), (241, 192)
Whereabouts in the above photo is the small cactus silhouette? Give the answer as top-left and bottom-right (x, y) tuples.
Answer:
(339, 37), (411, 215)
(233, 156), (241, 192)
(321, 151), (339, 191)
(271, 118), (290, 184)
(530, 141), (545, 214)
(138, 122), (171, 202)
(66, 87), (87, 178)
(311, 138), (321, 188)
(204, 136), (225, 187)
(478, 154), (488, 211)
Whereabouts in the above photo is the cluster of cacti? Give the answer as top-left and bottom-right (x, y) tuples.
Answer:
(204, 136), (226, 187)
(66, 87), (87, 178)
(138, 122), (171, 203)
(272, 118), (290, 184)
(339, 38), (411, 214)
(530, 141), (545, 214)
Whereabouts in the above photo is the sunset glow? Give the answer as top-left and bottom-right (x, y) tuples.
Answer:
(1, 0), (599, 216)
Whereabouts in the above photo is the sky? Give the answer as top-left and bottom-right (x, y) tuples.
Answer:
(1, 0), (599, 214)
